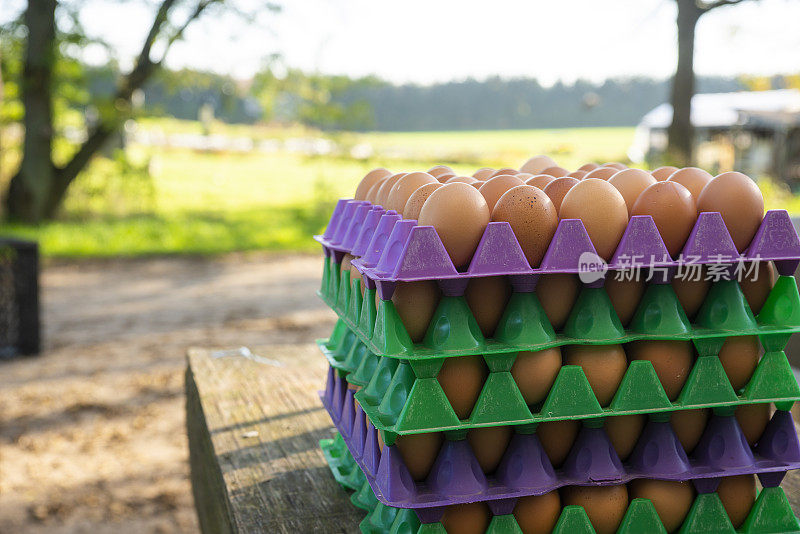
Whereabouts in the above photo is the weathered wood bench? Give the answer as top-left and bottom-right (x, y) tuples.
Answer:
(186, 348), (800, 534)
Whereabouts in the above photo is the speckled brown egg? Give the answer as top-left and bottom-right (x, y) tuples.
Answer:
(403, 182), (443, 220)
(563, 344), (628, 406)
(626, 340), (693, 401)
(350, 263), (363, 296)
(542, 166), (569, 177)
(631, 181), (696, 257)
(629, 479), (694, 533)
(671, 408), (710, 453)
(582, 167), (619, 180)
(605, 414), (646, 461)
(520, 155), (557, 174)
(568, 170), (588, 179)
(473, 167), (495, 180)
(465, 276), (512, 337)
(652, 166), (679, 181)
(392, 281), (441, 343)
(672, 271), (711, 320)
(428, 165), (454, 178)
(667, 167), (713, 200)
(467, 425), (513, 474)
(536, 274), (581, 330)
(491, 167), (520, 177)
(355, 168), (392, 200)
(447, 175), (480, 185)
(716, 474), (757, 529)
(341, 253), (354, 275)
(579, 163), (601, 172)
(438, 355), (488, 419)
(418, 183), (491, 269)
(605, 276), (646, 327)
(537, 419), (580, 467)
(395, 431), (443, 481)
(478, 175), (525, 212)
(543, 177), (580, 215)
(739, 261), (776, 315)
(440, 502), (492, 534)
(608, 168), (657, 215)
(514, 491), (562, 534)
(374, 173), (407, 207)
(718, 336), (760, 390)
(511, 347), (562, 405)
(525, 174), (556, 190)
(603, 162), (627, 170)
(735, 402), (771, 446)
(386, 172), (438, 213)
(560, 178), (629, 261)
(561, 484), (629, 534)
(492, 185), (559, 268)
(437, 172), (457, 183)
(697, 172), (764, 252)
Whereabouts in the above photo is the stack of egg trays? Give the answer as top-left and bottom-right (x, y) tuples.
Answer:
(315, 198), (800, 531)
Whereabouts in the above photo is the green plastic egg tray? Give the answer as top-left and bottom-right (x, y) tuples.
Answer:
(320, 258), (800, 360)
(319, 433), (800, 534)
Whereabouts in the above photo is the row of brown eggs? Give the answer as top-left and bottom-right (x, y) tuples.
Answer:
(352, 158), (765, 272)
(422, 474), (756, 534)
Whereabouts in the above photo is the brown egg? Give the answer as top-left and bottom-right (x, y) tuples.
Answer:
(428, 165), (454, 178)
(697, 172), (765, 252)
(375, 173), (407, 207)
(603, 162), (628, 170)
(492, 167), (520, 177)
(418, 183), (491, 269)
(392, 281), (441, 343)
(626, 340), (693, 401)
(606, 414), (646, 461)
(718, 336), (760, 390)
(560, 178), (629, 261)
(377, 430), (385, 451)
(561, 485), (629, 534)
(438, 355), (488, 419)
(667, 167), (713, 200)
(736, 402), (771, 446)
(520, 155), (557, 174)
(542, 166), (569, 177)
(467, 425), (513, 474)
(341, 253), (354, 274)
(629, 479), (694, 533)
(465, 276), (512, 337)
(515, 173), (534, 181)
(542, 177), (580, 215)
(354, 168), (392, 200)
(631, 181), (696, 257)
(567, 170), (588, 179)
(492, 185), (559, 268)
(670, 408), (710, 453)
(716, 474), (757, 529)
(511, 347), (562, 404)
(350, 264), (363, 296)
(386, 172), (438, 213)
(579, 163), (601, 172)
(605, 276), (646, 327)
(536, 274), (581, 330)
(652, 166), (679, 181)
(478, 175), (526, 212)
(473, 167), (495, 180)
(514, 491), (562, 534)
(440, 502), (492, 534)
(537, 419), (580, 467)
(672, 272), (711, 320)
(365, 180), (384, 204)
(437, 172), (457, 183)
(447, 175), (480, 185)
(608, 168), (657, 215)
(739, 261), (776, 315)
(395, 432), (443, 481)
(563, 344), (628, 406)
(582, 167), (619, 181)
(403, 182), (443, 220)
(525, 174), (556, 190)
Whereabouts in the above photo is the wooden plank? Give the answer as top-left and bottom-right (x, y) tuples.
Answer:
(186, 348), (362, 534)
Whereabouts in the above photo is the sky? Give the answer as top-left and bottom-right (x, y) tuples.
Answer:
(4, 0), (800, 85)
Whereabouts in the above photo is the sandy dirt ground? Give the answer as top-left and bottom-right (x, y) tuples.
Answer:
(0, 253), (336, 534)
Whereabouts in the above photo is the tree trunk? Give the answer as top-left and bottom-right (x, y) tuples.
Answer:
(5, 0), (57, 223)
(667, 0), (702, 167)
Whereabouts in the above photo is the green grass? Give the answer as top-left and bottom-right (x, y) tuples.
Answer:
(0, 121), (642, 257)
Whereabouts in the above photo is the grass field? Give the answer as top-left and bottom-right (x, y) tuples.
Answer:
(12, 120), (790, 258)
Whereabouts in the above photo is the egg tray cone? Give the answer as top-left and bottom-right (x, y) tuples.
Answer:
(320, 258), (800, 360)
(321, 433), (800, 534)
(318, 323), (800, 434)
(315, 198), (800, 285)
(320, 365), (800, 510)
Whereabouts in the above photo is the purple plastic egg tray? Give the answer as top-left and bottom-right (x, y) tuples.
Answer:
(321, 366), (800, 509)
(315, 199), (800, 292)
